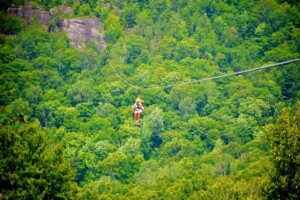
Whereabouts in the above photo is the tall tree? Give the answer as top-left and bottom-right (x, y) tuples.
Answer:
(263, 103), (300, 199)
(140, 107), (164, 159)
(0, 110), (78, 199)
(104, 13), (124, 43)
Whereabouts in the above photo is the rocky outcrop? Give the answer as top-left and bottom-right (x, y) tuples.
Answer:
(58, 18), (106, 49)
(7, 5), (51, 26)
(6, 4), (106, 49)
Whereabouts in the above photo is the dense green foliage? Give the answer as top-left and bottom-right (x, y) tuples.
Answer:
(263, 103), (300, 199)
(0, 0), (300, 199)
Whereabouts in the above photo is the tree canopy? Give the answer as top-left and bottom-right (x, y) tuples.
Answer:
(0, 0), (299, 199)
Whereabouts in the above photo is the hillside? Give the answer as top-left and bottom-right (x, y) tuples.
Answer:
(0, 0), (300, 199)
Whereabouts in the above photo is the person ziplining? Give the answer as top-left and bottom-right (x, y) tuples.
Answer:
(113, 58), (300, 126)
(132, 87), (144, 126)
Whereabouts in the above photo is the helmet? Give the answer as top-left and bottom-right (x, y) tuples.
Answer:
(136, 98), (141, 104)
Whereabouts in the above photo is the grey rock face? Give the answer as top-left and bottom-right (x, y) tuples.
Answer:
(58, 18), (106, 49)
(6, 5), (106, 49)
(7, 6), (51, 26)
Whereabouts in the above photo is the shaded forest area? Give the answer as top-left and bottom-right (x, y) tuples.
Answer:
(0, 0), (300, 199)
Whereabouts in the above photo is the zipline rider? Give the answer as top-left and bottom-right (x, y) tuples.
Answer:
(132, 87), (144, 126)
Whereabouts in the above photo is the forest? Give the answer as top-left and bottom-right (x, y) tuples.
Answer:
(0, 0), (300, 199)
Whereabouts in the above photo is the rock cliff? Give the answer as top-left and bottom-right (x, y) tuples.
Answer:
(6, 4), (105, 49)
(7, 5), (51, 26)
(58, 18), (106, 49)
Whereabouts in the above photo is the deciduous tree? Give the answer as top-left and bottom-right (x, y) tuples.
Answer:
(263, 103), (300, 199)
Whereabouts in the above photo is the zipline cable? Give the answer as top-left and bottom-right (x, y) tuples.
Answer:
(143, 58), (300, 90)
(109, 63), (136, 87)
(109, 58), (300, 90)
